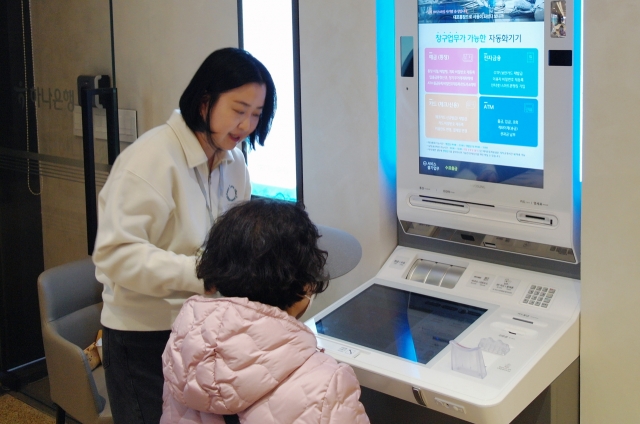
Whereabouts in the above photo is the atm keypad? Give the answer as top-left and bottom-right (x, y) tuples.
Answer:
(522, 285), (555, 308)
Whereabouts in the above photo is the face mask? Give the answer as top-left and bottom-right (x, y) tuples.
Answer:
(304, 293), (315, 309)
(296, 293), (316, 319)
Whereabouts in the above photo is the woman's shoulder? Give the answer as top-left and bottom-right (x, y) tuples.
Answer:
(228, 146), (246, 161)
(110, 123), (194, 181)
(123, 123), (182, 159)
(219, 147), (249, 174)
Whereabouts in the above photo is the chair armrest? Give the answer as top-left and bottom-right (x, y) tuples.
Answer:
(42, 322), (106, 422)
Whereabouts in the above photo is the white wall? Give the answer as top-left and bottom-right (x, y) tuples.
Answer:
(298, 1), (398, 316)
(112, 0), (239, 133)
(580, 1), (640, 422)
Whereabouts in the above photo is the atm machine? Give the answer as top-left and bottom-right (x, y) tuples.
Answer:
(305, 1), (580, 423)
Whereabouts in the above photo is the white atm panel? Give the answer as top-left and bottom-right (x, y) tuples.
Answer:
(306, 246), (580, 424)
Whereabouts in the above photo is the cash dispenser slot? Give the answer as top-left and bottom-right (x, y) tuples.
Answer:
(406, 259), (466, 289)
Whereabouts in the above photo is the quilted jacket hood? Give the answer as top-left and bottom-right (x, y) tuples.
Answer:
(162, 296), (319, 415)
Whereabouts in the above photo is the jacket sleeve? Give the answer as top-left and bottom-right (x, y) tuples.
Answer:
(93, 168), (204, 297)
(321, 363), (371, 424)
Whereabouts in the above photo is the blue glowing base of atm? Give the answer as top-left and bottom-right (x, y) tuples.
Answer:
(305, 246), (579, 424)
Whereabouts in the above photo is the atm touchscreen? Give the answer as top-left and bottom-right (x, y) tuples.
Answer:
(314, 284), (488, 364)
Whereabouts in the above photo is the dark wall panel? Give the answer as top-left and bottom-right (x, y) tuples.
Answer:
(0, 0), (46, 374)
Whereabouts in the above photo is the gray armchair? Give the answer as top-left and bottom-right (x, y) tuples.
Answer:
(37, 257), (113, 424)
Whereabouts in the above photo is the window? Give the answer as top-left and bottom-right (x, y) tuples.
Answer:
(239, 0), (302, 202)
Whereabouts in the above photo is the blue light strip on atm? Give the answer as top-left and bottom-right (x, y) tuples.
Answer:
(377, 0), (396, 185)
(574, 0), (583, 185)
(573, 0), (583, 236)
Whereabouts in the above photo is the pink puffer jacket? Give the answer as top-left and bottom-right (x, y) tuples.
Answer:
(161, 296), (370, 424)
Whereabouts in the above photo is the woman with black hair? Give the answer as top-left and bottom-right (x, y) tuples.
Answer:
(161, 198), (370, 424)
(92, 47), (276, 424)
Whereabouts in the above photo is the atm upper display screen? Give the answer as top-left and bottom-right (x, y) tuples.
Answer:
(314, 285), (488, 364)
(418, 1), (546, 188)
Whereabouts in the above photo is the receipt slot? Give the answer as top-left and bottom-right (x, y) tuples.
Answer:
(305, 247), (580, 424)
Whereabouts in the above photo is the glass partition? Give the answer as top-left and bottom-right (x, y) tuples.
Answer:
(0, 0), (114, 372)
